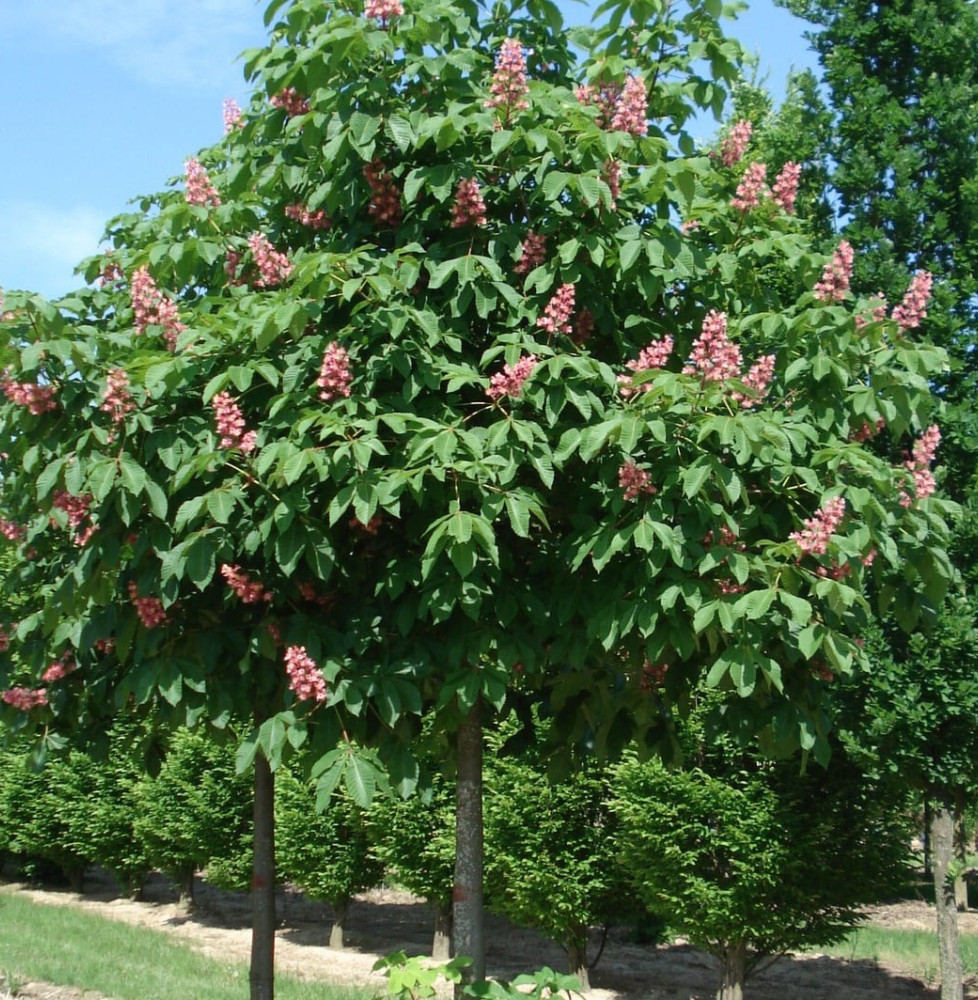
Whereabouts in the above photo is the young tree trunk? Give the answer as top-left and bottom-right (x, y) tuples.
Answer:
(924, 798), (933, 878)
(250, 752), (276, 1000)
(176, 866), (195, 912)
(453, 699), (485, 992)
(566, 927), (590, 991)
(932, 797), (964, 1000)
(954, 788), (968, 911)
(329, 895), (350, 949)
(432, 902), (453, 960)
(716, 941), (747, 1000)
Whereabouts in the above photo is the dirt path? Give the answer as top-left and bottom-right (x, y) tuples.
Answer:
(4, 871), (978, 999)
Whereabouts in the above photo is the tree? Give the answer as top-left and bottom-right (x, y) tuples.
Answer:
(612, 703), (915, 1000)
(0, 0), (955, 994)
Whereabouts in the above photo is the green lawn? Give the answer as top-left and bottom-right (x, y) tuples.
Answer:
(0, 890), (370, 1000)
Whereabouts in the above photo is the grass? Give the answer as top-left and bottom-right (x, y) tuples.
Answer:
(0, 890), (372, 1000)
(814, 924), (978, 984)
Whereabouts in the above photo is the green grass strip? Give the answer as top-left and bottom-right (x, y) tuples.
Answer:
(817, 925), (978, 982)
(0, 890), (370, 1000)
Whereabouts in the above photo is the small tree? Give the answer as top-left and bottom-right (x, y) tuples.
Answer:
(612, 713), (913, 1000)
(276, 760), (382, 948)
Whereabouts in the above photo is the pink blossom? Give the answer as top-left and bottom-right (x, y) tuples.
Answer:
(270, 88), (310, 117)
(892, 271), (934, 330)
(900, 423), (941, 507)
(513, 232), (547, 275)
(52, 490), (92, 529)
(212, 391), (257, 453)
(719, 119), (752, 167)
(789, 496), (846, 556)
(128, 582), (168, 628)
(223, 98), (243, 133)
(248, 233), (293, 288)
(603, 159), (621, 210)
(2, 687), (48, 711)
(610, 75), (648, 136)
(618, 337), (674, 397)
(284, 203), (331, 229)
(772, 161), (801, 214)
(318, 343), (353, 401)
(100, 368), (136, 433)
(813, 241), (854, 303)
(731, 354), (775, 407)
(284, 644), (329, 703)
(686, 310), (742, 383)
(364, 0), (404, 22)
(485, 38), (530, 115)
(73, 524), (98, 547)
(680, 219), (700, 235)
(220, 564), (272, 604)
(0, 518), (24, 541)
(536, 283), (576, 337)
(850, 417), (886, 442)
(619, 461), (656, 500)
(184, 157), (221, 207)
(225, 249), (245, 286)
(576, 82), (620, 129)
(98, 259), (124, 287)
(731, 161), (768, 213)
(487, 354), (538, 401)
(42, 654), (76, 684)
(451, 178), (487, 228)
(130, 267), (185, 350)
(855, 293), (888, 331)
(0, 626), (9, 652)
(364, 160), (403, 228)
(1, 370), (58, 414)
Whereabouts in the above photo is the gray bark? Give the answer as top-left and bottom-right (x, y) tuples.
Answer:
(716, 941), (747, 1000)
(329, 896), (350, 949)
(932, 798), (964, 1000)
(453, 700), (485, 990)
(567, 929), (590, 991)
(250, 753), (276, 1000)
(433, 902), (453, 960)
(954, 789), (968, 911)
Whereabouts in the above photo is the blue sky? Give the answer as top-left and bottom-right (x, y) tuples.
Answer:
(0, 0), (817, 300)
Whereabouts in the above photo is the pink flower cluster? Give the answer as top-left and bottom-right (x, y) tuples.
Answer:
(270, 88), (310, 117)
(813, 241), (854, 303)
(284, 203), (331, 229)
(364, 0), (404, 21)
(731, 354), (776, 408)
(99, 259), (124, 287)
(720, 119), (752, 167)
(1, 371), (58, 414)
(486, 38), (530, 115)
(855, 294), (888, 331)
(248, 233), (293, 288)
(575, 82), (621, 129)
(220, 563), (272, 604)
(618, 337), (674, 397)
(900, 424), (941, 507)
(128, 582), (168, 628)
(451, 178), (487, 228)
(892, 271), (934, 330)
(42, 653), (76, 684)
(772, 162), (801, 214)
(52, 490), (92, 528)
(514, 231), (547, 275)
(619, 461), (656, 500)
(212, 391), (257, 453)
(131, 267), (185, 350)
(184, 157), (221, 207)
(609, 75), (648, 136)
(284, 644), (329, 703)
(2, 687), (48, 711)
(789, 496), (846, 556)
(318, 343), (353, 401)
(0, 625), (10, 651)
(223, 98), (243, 133)
(536, 283), (576, 337)
(487, 354), (538, 401)
(100, 368), (136, 433)
(0, 518), (24, 541)
(731, 162), (768, 213)
(686, 310), (742, 382)
(850, 417), (886, 442)
(364, 160), (403, 228)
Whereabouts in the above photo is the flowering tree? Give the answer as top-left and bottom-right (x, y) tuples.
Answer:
(0, 0), (955, 994)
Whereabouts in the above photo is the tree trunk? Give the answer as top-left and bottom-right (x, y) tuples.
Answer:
(932, 797), (964, 1000)
(924, 798), (933, 878)
(176, 866), (196, 912)
(566, 927), (590, 991)
(453, 699), (485, 992)
(954, 788), (968, 911)
(250, 752), (276, 1000)
(716, 941), (747, 1000)
(432, 902), (453, 960)
(329, 895), (350, 949)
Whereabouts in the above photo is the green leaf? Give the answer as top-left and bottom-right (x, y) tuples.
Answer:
(144, 480), (168, 520)
(119, 454), (147, 495)
(345, 753), (378, 808)
(682, 460), (710, 499)
(619, 240), (642, 272)
(207, 490), (236, 524)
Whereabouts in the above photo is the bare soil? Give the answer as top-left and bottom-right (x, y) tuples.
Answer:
(3, 870), (978, 1000)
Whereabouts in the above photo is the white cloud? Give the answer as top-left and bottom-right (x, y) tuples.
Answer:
(0, 200), (107, 299)
(0, 0), (263, 89)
